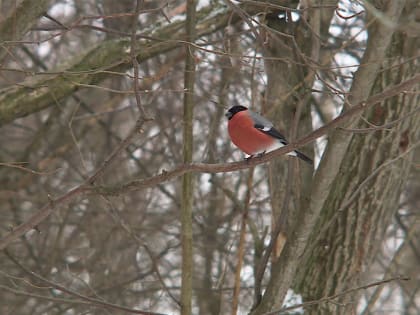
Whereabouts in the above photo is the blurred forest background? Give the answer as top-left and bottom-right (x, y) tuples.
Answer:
(0, 0), (419, 314)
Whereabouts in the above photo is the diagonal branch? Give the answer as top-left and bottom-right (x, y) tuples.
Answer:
(0, 0), (52, 62)
(4, 251), (167, 315)
(262, 276), (409, 315)
(0, 74), (418, 251)
(252, 2), (411, 311)
(0, 2), (261, 126)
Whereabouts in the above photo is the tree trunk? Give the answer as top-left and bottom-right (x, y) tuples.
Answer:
(294, 1), (419, 313)
(252, 0), (336, 310)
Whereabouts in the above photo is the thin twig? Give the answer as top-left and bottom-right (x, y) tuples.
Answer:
(339, 106), (420, 134)
(86, 118), (146, 185)
(0, 74), (418, 251)
(4, 251), (167, 315)
(102, 197), (181, 306)
(302, 140), (420, 262)
(263, 275), (410, 315)
(0, 162), (60, 175)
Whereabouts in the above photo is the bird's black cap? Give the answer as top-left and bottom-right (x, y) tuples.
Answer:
(225, 105), (248, 120)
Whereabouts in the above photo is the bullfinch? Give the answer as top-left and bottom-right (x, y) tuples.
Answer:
(226, 105), (313, 164)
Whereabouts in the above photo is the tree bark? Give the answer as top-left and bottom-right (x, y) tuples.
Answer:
(181, 1), (196, 314)
(0, 3), (260, 126)
(252, 0), (410, 313)
(0, 0), (52, 62)
(294, 1), (419, 314)
(252, 0), (336, 311)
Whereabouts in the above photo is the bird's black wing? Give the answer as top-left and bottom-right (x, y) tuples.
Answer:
(254, 124), (313, 165)
(250, 109), (313, 164)
(254, 124), (288, 146)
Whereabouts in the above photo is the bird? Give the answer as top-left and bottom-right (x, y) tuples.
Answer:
(225, 105), (313, 164)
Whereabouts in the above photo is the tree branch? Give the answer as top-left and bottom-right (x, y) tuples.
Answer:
(4, 251), (167, 315)
(0, 0), (52, 62)
(251, 1), (411, 310)
(0, 74), (418, 251)
(0, 2), (259, 126)
(262, 276), (410, 315)
(180, 1), (196, 314)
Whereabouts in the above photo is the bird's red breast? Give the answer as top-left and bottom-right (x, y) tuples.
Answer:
(228, 110), (277, 155)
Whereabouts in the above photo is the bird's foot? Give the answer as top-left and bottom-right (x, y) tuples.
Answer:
(245, 155), (254, 162)
(256, 151), (266, 158)
(244, 151), (265, 162)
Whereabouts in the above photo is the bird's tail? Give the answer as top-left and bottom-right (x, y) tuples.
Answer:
(294, 150), (313, 165)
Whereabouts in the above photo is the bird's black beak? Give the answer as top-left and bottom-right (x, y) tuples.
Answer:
(225, 111), (232, 119)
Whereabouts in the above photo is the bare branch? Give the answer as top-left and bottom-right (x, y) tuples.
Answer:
(4, 251), (168, 315)
(0, 74), (418, 252)
(262, 276), (410, 315)
(0, 0), (52, 62)
(0, 2), (258, 126)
